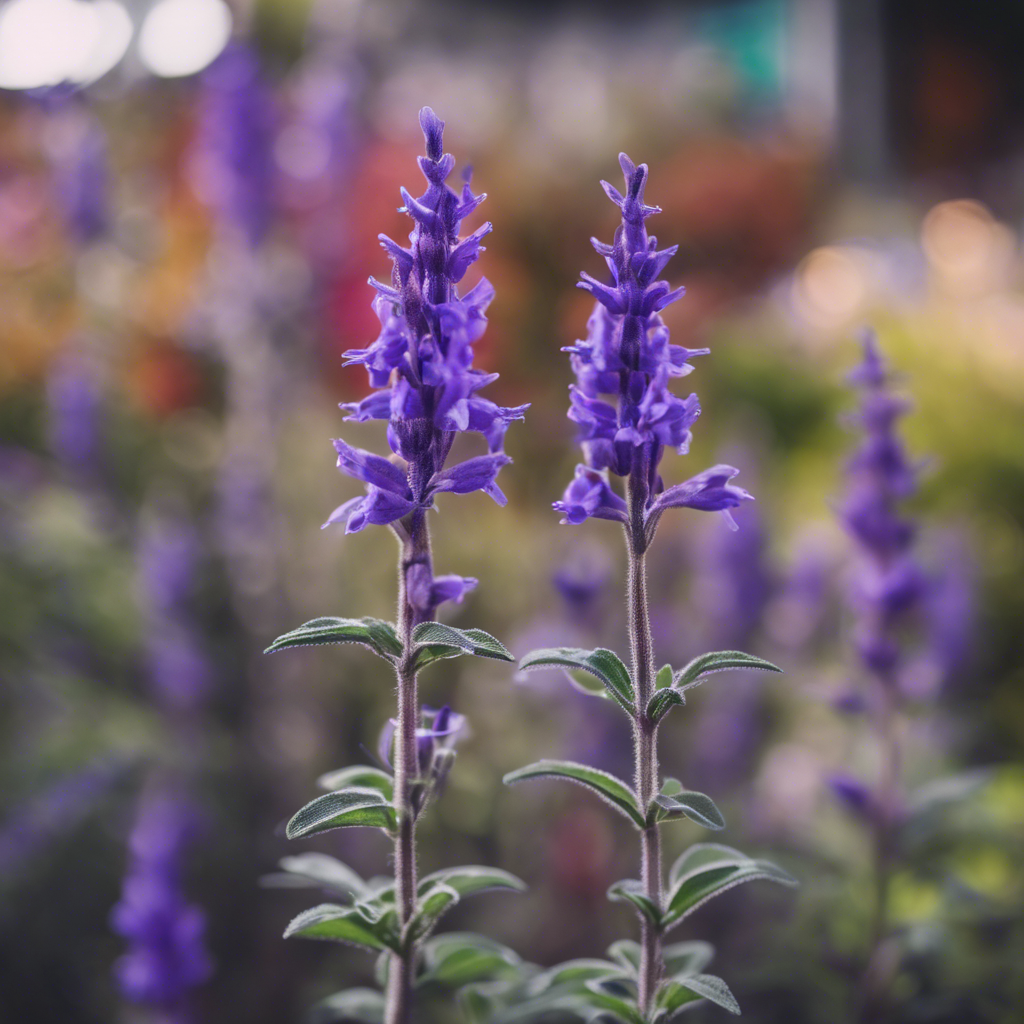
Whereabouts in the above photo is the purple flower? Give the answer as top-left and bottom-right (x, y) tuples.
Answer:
(329, 108), (525, 612)
(839, 331), (924, 682)
(557, 154), (751, 533)
(46, 351), (103, 477)
(192, 42), (277, 247)
(44, 101), (108, 244)
(554, 465), (628, 525)
(111, 784), (212, 1009)
(827, 773), (875, 822)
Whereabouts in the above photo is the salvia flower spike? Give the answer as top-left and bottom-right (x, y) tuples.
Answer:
(507, 155), (791, 1023)
(266, 109), (523, 1024)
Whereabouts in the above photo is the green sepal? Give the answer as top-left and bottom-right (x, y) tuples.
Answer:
(264, 616), (401, 660)
(418, 932), (523, 988)
(411, 623), (514, 671)
(647, 790), (726, 830)
(283, 903), (399, 951)
(673, 650), (781, 691)
(518, 647), (635, 713)
(316, 765), (394, 799)
(655, 973), (740, 1017)
(607, 879), (661, 926)
(286, 788), (396, 839)
(647, 688), (685, 723)
(663, 843), (797, 930)
(310, 988), (385, 1024)
(504, 759), (644, 828)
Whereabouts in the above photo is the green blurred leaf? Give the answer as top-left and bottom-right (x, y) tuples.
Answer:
(674, 650), (781, 691)
(607, 879), (661, 926)
(316, 765), (394, 798)
(504, 760), (644, 827)
(647, 790), (726, 830)
(418, 932), (523, 988)
(519, 647), (635, 713)
(662, 940), (714, 978)
(310, 988), (385, 1024)
(606, 939), (640, 976)
(268, 853), (369, 898)
(528, 959), (628, 995)
(286, 789), (395, 839)
(265, 616), (401, 661)
(283, 903), (398, 951)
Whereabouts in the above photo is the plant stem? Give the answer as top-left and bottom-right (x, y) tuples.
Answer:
(385, 507), (433, 1024)
(626, 462), (662, 1015)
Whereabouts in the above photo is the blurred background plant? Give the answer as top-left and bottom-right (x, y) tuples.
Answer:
(1, 0), (1023, 1022)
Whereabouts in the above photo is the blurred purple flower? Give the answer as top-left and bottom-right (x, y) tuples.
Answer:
(558, 154), (751, 531)
(193, 42), (277, 247)
(46, 351), (103, 477)
(43, 101), (108, 244)
(111, 784), (212, 1010)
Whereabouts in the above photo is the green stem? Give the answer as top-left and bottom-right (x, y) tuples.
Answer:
(626, 465), (663, 1016)
(385, 508), (433, 1024)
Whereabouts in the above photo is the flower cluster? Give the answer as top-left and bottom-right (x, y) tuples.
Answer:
(329, 107), (526, 616)
(110, 785), (212, 1010)
(838, 331), (924, 679)
(556, 154), (751, 533)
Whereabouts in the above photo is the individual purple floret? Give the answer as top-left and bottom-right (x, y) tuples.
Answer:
(111, 784), (212, 1013)
(192, 42), (276, 247)
(44, 100), (108, 245)
(557, 154), (751, 536)
(328, 107), (526, 618)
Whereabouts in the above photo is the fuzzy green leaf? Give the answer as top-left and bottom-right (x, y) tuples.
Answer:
(662, 940), (715, 978)
(504, 760), (644, 827)
(283, 903), (398, 951)
(271, 853), (369, 898)
(647, 688), (685, 723)
(418, 932), (523, 988)
(404, 883), (460, 946)
(674, 650), (782, 691)
(316, 765), (394, 799)
(419, 865), (526, 900)
(310, 988), (385, 1024)
(573, 980), (645, 1024)
(606, 940), (641, 976)
(664, 844), (796, 929)
(286, 788), (395, 839)
(655, 664), (673, 690)
(648, 790), (726, 830)
(607, 879), (661, 925)
(518, 648), (635, 712)
(528, 959), (628, 996)
(411, 623), (514, 670)
(657, 973), (740, 1016)
(265, 616), (401, 661)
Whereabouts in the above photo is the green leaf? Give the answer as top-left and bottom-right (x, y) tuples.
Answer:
(573, 980), (645, 1024)
(655, 664), (673, 690)
(648, 790), (726, 830)
(265, 616), (401, 661)
(503, 760), (644, 827)
(316, 765), (394, 799)
(310, 988), (385, 1024)
(283, 903), (398, 951)
(607, 879), (661, 925)
(647, 688), (685, 723)
(518, 648), (635, 713)
(528, 959), (628, 995)
(418, 932), (522, 988)
(905, 769), (990, 815)
(419, 865), (526, 900)
(664, 844), (797, 929)
(662, 941), (714, 978)
(405, 883), (460, 946)
(674, 650), (781, 691)
(286, 789), (396, 839)
(606, 940), (640, 976)
(272, 853), (369, 898)
(411, 623), (514, 670)
(657, 973), (740, 1016)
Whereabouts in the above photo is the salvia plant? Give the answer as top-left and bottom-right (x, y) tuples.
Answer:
(264, 109), (527, 1024)
(499, 154), (797, 1023)
(828, 331), (986, 1021)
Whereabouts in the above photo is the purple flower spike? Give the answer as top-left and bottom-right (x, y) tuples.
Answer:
(828, 772), (875, 821)
(559, 154), (750, 539)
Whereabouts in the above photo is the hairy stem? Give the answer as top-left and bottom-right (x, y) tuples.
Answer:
(626, 464), (662, 1015)
(385, 507), (433, 1024)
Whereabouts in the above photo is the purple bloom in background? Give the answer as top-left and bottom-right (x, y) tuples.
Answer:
(138, 516), (211, 712)
(330, 108), (526, 617)
(839, 331), (925, 682)
(111, 783), (212, 1012)
(552, 546), (611, 623)
(557, 154), (751, 532)
(192, 42), (277, 247)
(43, 100), (108, 244)
(46, 350), (103, 477)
